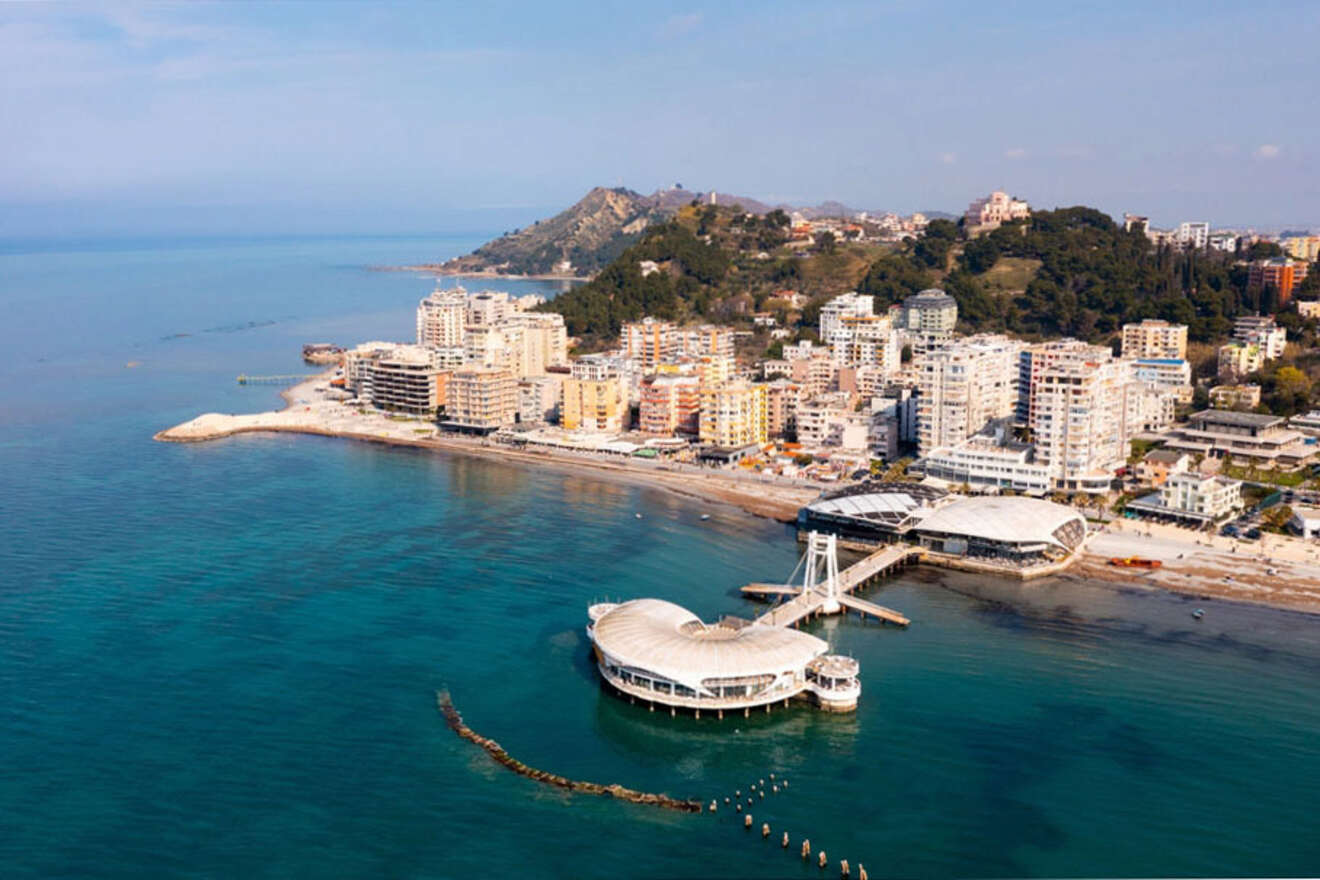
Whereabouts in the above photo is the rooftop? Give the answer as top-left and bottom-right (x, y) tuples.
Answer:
(590, 599), (827, 690)
(1190, 410), (1283, 428)
(911, 496), (1087, 552)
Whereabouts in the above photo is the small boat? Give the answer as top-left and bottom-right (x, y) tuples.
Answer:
(700, 514), (711, 521)
(634, 513), (642, 519)
(1108, 556), (1162, 569)
(1192, 609), (1205, 620)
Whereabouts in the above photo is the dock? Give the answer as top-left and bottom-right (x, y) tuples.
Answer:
(740, 538), (919, 628)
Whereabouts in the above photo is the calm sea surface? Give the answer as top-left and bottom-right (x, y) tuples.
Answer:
(2, 236), (1318, 879)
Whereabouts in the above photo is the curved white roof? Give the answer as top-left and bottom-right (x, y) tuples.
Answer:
(912, 496), (1086, 551)
(591, 599), (827, 691)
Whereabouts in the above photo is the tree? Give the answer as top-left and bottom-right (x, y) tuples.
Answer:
(816, 231), (837, 254)
(765, 209), (790, 229)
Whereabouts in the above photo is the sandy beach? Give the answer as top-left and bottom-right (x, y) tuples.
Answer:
(1074, 519), (1320, 614)
(154, 372), (817, 522)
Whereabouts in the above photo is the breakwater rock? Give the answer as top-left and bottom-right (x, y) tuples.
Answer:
(436, 690), (702, 813)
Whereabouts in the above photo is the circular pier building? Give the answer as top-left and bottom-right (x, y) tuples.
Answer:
(586, 599), (860, 714)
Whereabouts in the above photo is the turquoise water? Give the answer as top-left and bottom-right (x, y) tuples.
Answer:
(3, 236), (1319, 878)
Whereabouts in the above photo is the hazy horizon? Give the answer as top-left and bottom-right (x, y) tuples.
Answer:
(3, 2), (1317, 237)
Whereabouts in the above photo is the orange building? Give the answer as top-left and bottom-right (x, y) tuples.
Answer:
(1249, 258), (1309, 305)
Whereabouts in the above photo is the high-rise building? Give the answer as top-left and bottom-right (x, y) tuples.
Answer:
(763, 378), (803, 440)
(622, 318), (677, 369)
(918, 335), (1024, 456)
(898, 288), (958, 338)
(416, 285), (467, 348)
(699, 380), (768, 448)
(466, 290), (512, 326)
(1121, 319), (1188, 360)
(344, 342), (448, 417)
(561, 376), (625, 433)
(827, 314), (900, 375)
(1017, 339), (1113, 424)
(1029, 357), (1132, 493)
(443, 367), (517, 433)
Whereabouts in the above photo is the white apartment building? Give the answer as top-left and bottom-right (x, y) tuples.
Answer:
(1233, 315), (1286, 360)
(918, 334), (1024, 456)
(1218, 342), (1265, 379)
(466, 290), (513, 327)
(1121, 320), (1187, 360)
(1159, 472), (1243, 521)
(416, 285), (467, 348)
(1131, 358), (1194, 402)
(1030, 357), (1131, 493)
(897, 288), (958, 347)
(921, 434), (1053, 494)
(517, 374), (563, 424)
(819, 292), (875, 341)
(1178, 222), (1210, 249)
(1017, 339), (1112, 425)
(796, 393), (870, 451)
(827, 314), (900, 376)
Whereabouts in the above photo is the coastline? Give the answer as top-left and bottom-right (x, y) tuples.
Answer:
(158, 373), (1320, 616)
(154, 372), (816, 523)
(372, 264), (593, 283)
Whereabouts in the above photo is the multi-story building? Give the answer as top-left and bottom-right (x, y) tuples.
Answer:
(504, 312), (569, 374)
(678, 325), (736, 361)
(1209, 384), (1262, 410)
(796, 393), (869, 451)
(819, 293), (875, 341)
(1135, 449), (1193, 487)
(366, 346), (448, 417)
(1177, 221), (1210, 249)
(920, 433), (1052, 494)
(1249, 258), (1310, 305)
(763, 378), (803, 440)
(1121, 319), (1188, 360)
(1298, 300), (1320, 319)
(1123, 213), (1149, 235)
(561, 376), (625, 433)
(1158, 472), (1243, 521)
(1233, 315), (1286, 359)
(828, 314), (900, 375)
(517, 374), (564, 424)
(699, 380), (768, 448)
(1017, 339), (1112, 425)
(964, 191), (1030, 230)
(638, 373), (701, 436)
(1282, 235), (1320, 263)
(1162, 410), (1312, 469)
(918, 334), (1024, 456)
(1131, 358), (1194, 402)
(465, 290), (512, 327)
(1218, 342), (1265, 380)
(1208, 232), (1239, 253)
(897, 288), (958, 350)
(416, 285), (467, 348)
(1030, 357), (1132, 493)
(443, 367), (517, 433)
(621, 318), (675, 369)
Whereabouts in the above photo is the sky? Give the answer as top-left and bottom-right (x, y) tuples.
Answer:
(2, 1), (1317, 237)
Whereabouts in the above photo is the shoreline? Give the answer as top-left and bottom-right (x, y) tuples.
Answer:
(158, 373), (1320, 616)
(155, 371), (816, 524)
(372, 265), (593, 283)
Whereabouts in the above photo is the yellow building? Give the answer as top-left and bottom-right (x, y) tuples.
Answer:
(443, 367), (516, 433)
(699, 380), (768, 448)
(561, 376), (625, 433)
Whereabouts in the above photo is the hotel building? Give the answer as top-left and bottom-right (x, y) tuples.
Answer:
(443, 367), (517, 433)
(638, 374), (701, 436)
(416, 285), (467, 348)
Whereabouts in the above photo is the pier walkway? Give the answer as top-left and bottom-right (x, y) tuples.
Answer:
(740, 538), (919, 628)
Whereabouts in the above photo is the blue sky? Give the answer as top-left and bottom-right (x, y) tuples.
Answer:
(2, 1), (1317, 236)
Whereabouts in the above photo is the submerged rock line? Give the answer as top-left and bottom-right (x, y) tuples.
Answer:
(436, 690), (702, 813)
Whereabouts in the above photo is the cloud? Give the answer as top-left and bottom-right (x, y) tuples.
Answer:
(661, 13), (702, 38)
(1253, 144), (1280, 159)
(1004, 147), (1027, 160)
(939, 152), (957, 165)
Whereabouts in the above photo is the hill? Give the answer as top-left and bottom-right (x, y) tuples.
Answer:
(537, 202), (889, 345)
(434, 186), (781, 278)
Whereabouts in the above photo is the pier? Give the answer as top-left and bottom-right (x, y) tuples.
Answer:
(741, 534), (919, 628)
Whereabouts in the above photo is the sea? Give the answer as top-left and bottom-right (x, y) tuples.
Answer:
(2, 234), (1318, 879)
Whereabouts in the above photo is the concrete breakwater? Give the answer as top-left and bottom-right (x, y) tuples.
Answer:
(436, 691), (703, 813)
